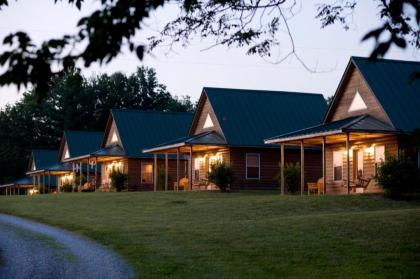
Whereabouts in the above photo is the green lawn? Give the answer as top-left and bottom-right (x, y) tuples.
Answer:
(0, 192), (419, 278)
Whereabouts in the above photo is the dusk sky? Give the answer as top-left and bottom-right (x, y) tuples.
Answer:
(0, 0), (419, 108)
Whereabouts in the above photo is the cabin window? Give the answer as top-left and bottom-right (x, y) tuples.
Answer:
(374, 145), (385, 175)
(141, 162), (153, 184)
(348, 90), (367, 112)
(357, 150), (364, 178)
(246, 153), (260, 180)
(194, 158), (201, 181)
(333, 151), (343, 181)
(203, 113), (214, 129)
(209, 153), (223, 172)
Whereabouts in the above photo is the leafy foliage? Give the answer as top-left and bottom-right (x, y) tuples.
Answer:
(208, 161), (234, 192)
(376, 152), (419, 198)
(316, 0), (419, 59)
(157, 166), (174, 191)
(109, 169), (127, 192)
(0, 0), (418, 98)
(281, 162), (300, 194)
(0, 66), (194, 184)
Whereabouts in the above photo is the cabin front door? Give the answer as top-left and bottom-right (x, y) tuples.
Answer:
(353, 149), (364, 180)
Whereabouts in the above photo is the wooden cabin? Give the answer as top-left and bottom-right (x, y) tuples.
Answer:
(25, 149), (72, 194)
(144, 87), (327, 190)
(0, 176), (33, 196)
(72, 110), (193, 191)
(265, 57), (420, 194)
(58, 130), (104, 191)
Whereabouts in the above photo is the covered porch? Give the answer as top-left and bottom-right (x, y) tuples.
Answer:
(143, 131), (228, 191)
(26, 163), (72, 194)
(265, 115), (401, 195)
(62, 146), (118, 192)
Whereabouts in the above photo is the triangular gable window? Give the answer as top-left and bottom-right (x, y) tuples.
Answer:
(64, 147), (70, 159)
(203, 113), (214, 129)
(348, 90), (367, 112)
(110, 130), (119, 143)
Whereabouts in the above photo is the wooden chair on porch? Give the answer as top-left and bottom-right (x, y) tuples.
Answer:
(349, 177), (371, 193)
(307, 178), (325, 195)
(173, 177), (189, 191)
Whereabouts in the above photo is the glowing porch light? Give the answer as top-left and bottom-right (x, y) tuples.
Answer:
(364, 146), (374, 156)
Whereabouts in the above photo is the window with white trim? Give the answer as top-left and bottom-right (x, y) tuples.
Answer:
(374, 145), (385, 175)
(246, 153), (260, 179)
(141, 162), (153, 184)
(333, 150), (343, 181)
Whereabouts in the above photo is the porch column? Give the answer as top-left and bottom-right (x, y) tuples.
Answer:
(322, 136), (327, 194)
(188, 145), (193, 191)
(346, 132), (350, 194)
(153, 154), (157, 192)
(86, 159), (90, 188)
(42, 172), (45, 194)
(72, 163), (76, 193)
(300, 140), (305, 196)
(79, 161), (83, 190)
(176, 148), (180, 192)
(165, 153), (168, 191)
(48, 171), (51, 193)
(94, 157), (98, 192)
(280, 143), (285, 195)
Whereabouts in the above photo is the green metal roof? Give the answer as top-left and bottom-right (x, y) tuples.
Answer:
(143, 131), (228, 153)
(31, 149), (59, 170)
(203, 87), (327, 146)
(64, 130), (103, 158)
(111, 110), (193, 157)
(351, 56), (420, 132)
(265, 115), (399, 143)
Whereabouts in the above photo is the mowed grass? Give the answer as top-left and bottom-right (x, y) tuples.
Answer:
(0, 192), (419, 278)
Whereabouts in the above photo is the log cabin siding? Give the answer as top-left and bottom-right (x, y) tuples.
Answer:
(328, 67), (392, 125)
(325, 136), (398, 194)
(127, 158), (188, 191)
(229, 147), (322, 190)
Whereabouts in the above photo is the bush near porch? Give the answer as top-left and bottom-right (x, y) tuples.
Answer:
(376, 152), (419, 197)
(0, 192), (419, 278)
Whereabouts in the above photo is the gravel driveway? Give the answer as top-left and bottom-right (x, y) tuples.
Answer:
(0, 214), (134, 279)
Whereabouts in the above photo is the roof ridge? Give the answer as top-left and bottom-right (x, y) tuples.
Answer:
(203, 87), (324, 97)
(352, 56), (420, 65)
(111, 109), (193, 115)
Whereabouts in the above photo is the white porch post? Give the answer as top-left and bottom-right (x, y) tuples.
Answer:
(79, 162), (83, 190)
(165, 153), (168, 191)
(72, 163), (76, 193)
(86, 159), (90, 188)
(300, 140), (305, 196)
(94, 157), (98, 192)
(346, 132), (350, 194)
(48, 171), (51, 193)
(176, 148), (180, 192)
(153, 154), (157, 192)
(280, 143), (285, 195)
(188, 145), (193, 191)
(322, 136), (327, 195)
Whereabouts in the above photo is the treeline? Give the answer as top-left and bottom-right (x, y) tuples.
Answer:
(0, 67), (194, 183)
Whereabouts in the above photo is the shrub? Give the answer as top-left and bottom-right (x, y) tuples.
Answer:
(376, 152), (419, 198)
(208, 161), (234, 192)
(61, 183), (73, 193)
(282, 162), (301, 194)
(157, 166), (173, 191)
(109, 169), (128, 192)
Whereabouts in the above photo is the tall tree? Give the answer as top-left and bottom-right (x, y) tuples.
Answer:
(0, 0), (418, 99)
(0, 66), (194, 183)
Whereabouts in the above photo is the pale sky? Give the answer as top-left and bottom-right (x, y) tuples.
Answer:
(0, 0), (419, 108)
